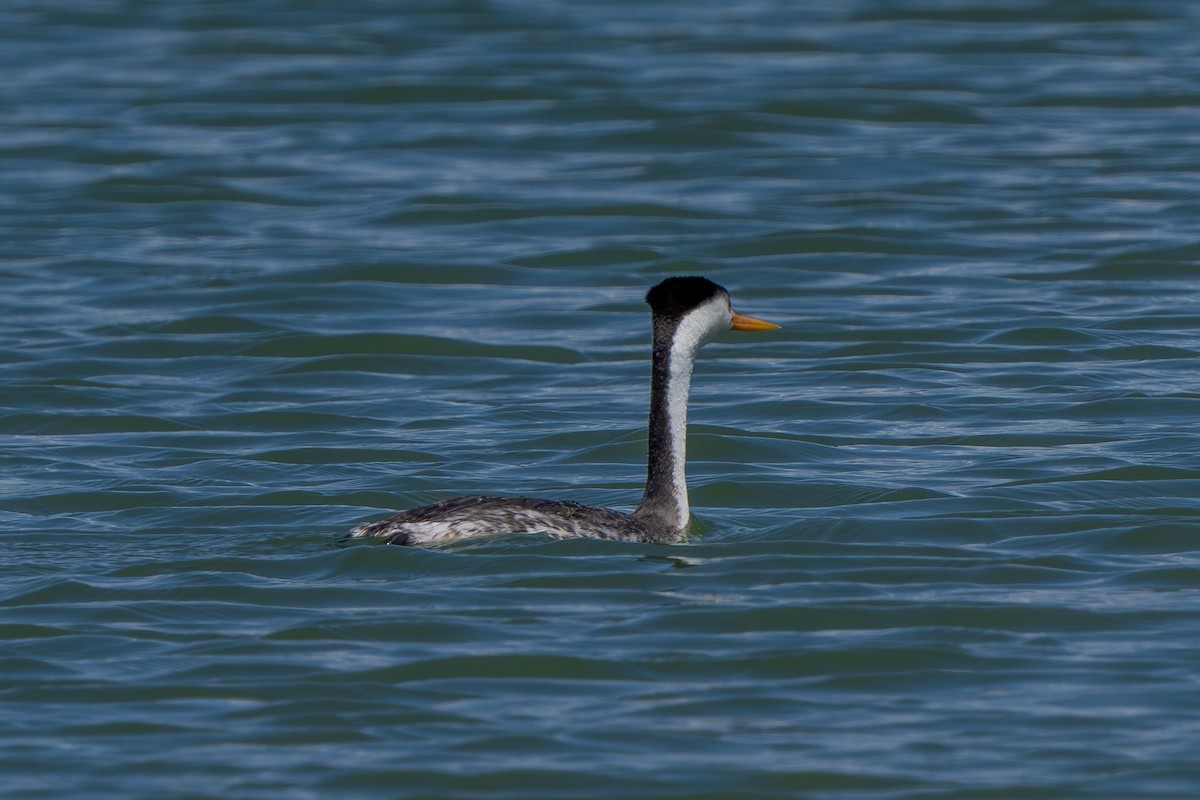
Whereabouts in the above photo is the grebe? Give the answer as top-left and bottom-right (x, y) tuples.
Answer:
(348, 276), (779, 546)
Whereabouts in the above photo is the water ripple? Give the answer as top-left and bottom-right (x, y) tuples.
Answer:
(6, 1), (1200, 798)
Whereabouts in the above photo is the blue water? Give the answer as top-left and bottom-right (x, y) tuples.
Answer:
(5, 1), (1200, 798)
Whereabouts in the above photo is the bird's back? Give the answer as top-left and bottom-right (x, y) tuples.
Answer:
(348, 495), (678, 546)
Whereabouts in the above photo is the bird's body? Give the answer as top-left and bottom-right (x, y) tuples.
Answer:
(348, 276), (778, 547)
(349, 495), (673, 546)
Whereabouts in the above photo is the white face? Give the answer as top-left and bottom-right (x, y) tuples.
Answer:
(673, 292), (733, 356)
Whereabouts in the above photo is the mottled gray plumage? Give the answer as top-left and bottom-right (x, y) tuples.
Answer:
(349, 495), (677, 545)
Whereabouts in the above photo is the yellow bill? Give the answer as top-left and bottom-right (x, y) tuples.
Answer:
(730, 311), (781, 332)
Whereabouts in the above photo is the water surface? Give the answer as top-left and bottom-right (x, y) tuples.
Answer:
(4, 2), (1200, 798)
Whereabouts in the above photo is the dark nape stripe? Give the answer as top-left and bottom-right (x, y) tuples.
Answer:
(635, 311), (684, 531)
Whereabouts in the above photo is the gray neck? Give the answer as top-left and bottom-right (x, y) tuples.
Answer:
(634, 318), (698, 533)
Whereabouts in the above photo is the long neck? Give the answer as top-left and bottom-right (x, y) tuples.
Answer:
(635, 320), (698, 532)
